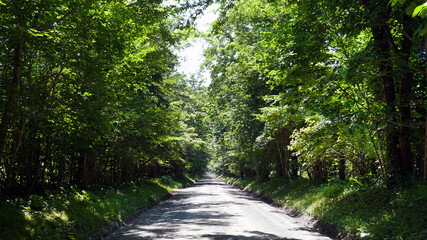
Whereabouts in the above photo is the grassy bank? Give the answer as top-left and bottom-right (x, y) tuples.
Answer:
(0, 175), (196, 240)
(222, 176), (427, 240)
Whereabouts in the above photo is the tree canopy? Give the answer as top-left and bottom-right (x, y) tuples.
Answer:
(0, 0), (426, 195)
(0, 0), (211, 194)
(205, 0), (427, 186)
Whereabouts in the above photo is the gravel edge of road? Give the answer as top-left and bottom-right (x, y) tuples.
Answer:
(220, 177), (361, 240)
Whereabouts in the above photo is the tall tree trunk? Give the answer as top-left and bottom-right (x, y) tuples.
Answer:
(424, 34), (427, 184)
(275, 138), (285, 178)
(275, 128), (288, 179)
(0, 14), (24, 162)
(365, 1), (401, 185)
(399, 14), (413, 178)
(77, 151), (90, 187)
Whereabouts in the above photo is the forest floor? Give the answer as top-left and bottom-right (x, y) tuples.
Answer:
(221, 176), (427, 240)
(0, 176), (196, 239)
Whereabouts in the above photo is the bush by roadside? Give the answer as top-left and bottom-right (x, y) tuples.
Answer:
(221, 176), (427, 240)
(0, 176), (197, 240)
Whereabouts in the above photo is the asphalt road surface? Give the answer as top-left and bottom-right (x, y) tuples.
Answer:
(112, 173), (332, 240)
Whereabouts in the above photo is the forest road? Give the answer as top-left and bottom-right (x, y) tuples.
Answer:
(111, 172), (332, 240)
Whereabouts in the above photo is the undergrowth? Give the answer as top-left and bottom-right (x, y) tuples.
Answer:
(0, 175), (196, 240)
(222, 176), (427, 240)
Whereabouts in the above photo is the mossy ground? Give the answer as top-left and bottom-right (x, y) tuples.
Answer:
(222, 176), (427, 240)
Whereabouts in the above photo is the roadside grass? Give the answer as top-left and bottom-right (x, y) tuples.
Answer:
(222, 176), (427, 240)
(0, 175), (196, 240)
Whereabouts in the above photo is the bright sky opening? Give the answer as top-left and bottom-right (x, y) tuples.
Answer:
(177, 4), (219, 87)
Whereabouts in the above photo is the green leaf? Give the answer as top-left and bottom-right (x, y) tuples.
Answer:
(389, 0), (406, 7)
(420, 5), (427, 17)
(420, 23), (427, 35)
(406, 2), (419, 15)
(412, 4), (424, 17)
(349, 178), (363, 186)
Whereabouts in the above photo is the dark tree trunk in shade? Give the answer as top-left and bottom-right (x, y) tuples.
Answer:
(399, 13), (413, 178)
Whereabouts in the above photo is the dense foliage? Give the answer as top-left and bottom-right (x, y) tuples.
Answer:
(0, 0), (210, 195)
(206, 0), (427, 187)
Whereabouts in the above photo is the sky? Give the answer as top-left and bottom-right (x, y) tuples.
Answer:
(176, 4), (219, 86)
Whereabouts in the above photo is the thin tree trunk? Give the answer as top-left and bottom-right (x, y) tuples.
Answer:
(291, 155), (298, 179)
(11, 118), (27, 161)
(424, 115), (427, 183)
(41, 134), (51, 188)
(284, 128), (290, 179)
(6, 118), (26, 186)
(26, 120), (39, 190)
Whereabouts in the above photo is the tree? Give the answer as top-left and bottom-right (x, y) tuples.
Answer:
(0, 0), (212, 193)
(205, 0), (426, 186)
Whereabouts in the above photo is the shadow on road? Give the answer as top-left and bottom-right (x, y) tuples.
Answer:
(112, 173), (330, 240)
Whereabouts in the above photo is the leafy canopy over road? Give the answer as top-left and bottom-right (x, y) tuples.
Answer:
(0, 0), (426, 197)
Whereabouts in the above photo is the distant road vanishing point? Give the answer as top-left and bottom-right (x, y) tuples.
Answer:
(111, 173), (332, 240)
